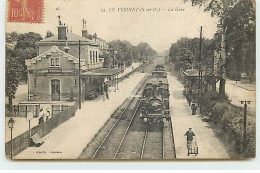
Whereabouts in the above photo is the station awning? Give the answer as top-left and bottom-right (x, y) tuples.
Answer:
(82, 68), (124, 77)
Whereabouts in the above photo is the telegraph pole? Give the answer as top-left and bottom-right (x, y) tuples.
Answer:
(198, 26), (203, 108)
(240, 100), (251, 155)
(78, 40), (81, 109)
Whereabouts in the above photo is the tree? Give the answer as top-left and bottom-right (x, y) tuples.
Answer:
(14, 32), (42, 81)
(184, 0), (232, 94)
(169, 37), (214, 73)
(225, 0), (256, 82)
(6, 32), (19, 43)
(45, 30), (54, 38)
(107, 40), (157, 68)
(6, 46), (21, 110)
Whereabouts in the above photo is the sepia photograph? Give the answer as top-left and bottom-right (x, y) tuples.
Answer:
(4, 0), (256, 160)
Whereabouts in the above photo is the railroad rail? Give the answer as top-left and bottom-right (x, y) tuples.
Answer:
(140, 127), (164, 159)
(113, 101), (141, 158)
(91, 75), (149, 159)
(140, 129), (147, 159)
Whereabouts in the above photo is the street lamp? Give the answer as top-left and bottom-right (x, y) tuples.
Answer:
(8, 118), (15, 159)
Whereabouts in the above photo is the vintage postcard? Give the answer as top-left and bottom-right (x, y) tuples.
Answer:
(5, 0), (256, 160)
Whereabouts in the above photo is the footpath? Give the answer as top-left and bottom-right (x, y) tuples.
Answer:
(15, 71), (146, 159)
(217, 79), (256, 115)
(168, 73), (229, 159)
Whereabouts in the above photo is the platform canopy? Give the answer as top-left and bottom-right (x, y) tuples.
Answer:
(81, 68), (123, 77)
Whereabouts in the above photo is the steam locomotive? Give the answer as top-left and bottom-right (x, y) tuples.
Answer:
(140, 65), (170, 126)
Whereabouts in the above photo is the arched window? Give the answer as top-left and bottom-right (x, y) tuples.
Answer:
(55, 58), (59, 66)
(51, 58), (55, 66)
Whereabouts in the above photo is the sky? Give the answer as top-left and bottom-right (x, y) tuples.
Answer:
(6, 0), (219, 52)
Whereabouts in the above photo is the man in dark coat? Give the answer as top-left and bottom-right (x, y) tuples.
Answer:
(191, 103), (197, 115)
(184, 128), (195, 147)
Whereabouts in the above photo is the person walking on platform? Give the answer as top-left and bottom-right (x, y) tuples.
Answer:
(104, 84), (109, 99)
(191, 102), (197, 115)
(184, 128), (195, 148)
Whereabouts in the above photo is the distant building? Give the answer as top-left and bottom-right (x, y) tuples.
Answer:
(25, 19), (122, 102)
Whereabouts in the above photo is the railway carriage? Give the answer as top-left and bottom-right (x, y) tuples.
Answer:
(140, 66), (170, 126)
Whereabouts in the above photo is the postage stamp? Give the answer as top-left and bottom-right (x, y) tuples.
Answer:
(7, 0), (43, 23)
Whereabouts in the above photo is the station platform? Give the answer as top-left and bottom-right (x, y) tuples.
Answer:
(14, 72), (146, 159)
(168, 72), (229, 159)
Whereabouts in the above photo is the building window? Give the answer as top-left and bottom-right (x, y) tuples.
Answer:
(33, 78), (37, 86)
(90, 51), (92, 64)
(55, 58), (59, 66)
(74, 78), (77, 86)
(93, 51), (95, 63)
(50, 58), (60, 67)
(96, 51), (98, 63)
(51, 58), (55, 66)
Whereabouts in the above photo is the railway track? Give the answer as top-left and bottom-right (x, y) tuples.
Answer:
(92, 97), (140, 159)
(80, 62), (176, 160)
(140, 126), (164, 159)
(79, 74), (149, 159)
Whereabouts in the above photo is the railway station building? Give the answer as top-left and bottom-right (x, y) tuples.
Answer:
(25, 20), (123, 102)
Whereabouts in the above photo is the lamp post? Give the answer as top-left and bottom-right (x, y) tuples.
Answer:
(8, 118), (15, 159)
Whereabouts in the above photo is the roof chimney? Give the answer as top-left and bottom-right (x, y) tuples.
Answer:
(82, 19), (88, 38)
(93, 33), (97, 42)
(58, 24), (67, 40)
(57, 15), (67, 40)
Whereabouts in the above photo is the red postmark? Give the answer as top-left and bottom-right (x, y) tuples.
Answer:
(8, 0), (43, 23)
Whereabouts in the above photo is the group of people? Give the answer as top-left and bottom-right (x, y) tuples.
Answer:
(38, 107), (51, 125)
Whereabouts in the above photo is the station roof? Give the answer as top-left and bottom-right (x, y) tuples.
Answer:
(82, 68), (123, 77)
(38, 32), (99, 46)
(40, 32), (89, 42)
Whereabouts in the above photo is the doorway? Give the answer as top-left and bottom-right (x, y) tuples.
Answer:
(51, 79), (60, 101)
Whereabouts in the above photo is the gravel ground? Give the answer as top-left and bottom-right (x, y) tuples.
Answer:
(93, 98), (140, 159)
(79, 98), (131, 159)
(163, 119), (176, 159)
(141, 125), (163, 159)
(115, 108), (146, 159)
